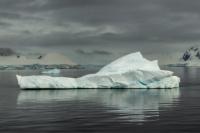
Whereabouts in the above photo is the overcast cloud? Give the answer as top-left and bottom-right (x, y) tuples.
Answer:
(0, 0), (199, 64)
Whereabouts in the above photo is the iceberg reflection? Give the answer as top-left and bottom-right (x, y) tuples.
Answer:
(17, 89), (180, 122)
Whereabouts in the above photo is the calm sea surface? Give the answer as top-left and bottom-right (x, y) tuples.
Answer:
(0, 67), (200, 132)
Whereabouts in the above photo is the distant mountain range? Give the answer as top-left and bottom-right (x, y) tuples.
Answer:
(0, 48), (80, 71)
(0, 48), (75, 66)
(0, 48), (16, 56)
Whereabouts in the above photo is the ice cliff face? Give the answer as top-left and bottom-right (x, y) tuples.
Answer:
(16, 52), (180, 89)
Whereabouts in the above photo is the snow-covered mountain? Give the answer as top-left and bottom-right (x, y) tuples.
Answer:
(180, 46), (200, 66)
(170, 46), (200, 66)
(182, 47), (200, 61)
(0, 48), (76, 65)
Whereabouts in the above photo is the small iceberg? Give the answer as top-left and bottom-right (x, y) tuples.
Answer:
(16, 52), (180, 89)
(41, 69), (61, 74)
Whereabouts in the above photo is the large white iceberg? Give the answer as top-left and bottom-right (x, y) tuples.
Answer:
(16, 52), (180, 89)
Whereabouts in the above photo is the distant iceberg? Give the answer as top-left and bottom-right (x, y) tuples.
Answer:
(41, 69), (61, 74)
(16, 52), (180, 89)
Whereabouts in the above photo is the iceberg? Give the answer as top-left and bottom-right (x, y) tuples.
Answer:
(41, 69), (61, 74)
(16, 52), (180, 89)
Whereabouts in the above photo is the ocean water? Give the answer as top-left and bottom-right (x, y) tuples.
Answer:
(0, 67), (200, 132)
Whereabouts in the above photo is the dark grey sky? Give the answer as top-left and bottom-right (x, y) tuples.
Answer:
(0, 0), (199, 64)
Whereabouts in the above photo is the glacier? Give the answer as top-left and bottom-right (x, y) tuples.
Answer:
(16, 52), (180, 89)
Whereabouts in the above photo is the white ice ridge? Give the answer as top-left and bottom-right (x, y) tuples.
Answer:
(16, 52), (180, 89)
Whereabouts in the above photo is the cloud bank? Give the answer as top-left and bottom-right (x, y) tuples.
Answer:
(0, 0), (198, 64)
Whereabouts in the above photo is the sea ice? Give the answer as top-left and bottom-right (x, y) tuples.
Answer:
(16, 52), (180, 89)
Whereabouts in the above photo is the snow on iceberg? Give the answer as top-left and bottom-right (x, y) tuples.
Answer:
(16, 52), (180, 89)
